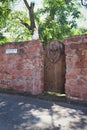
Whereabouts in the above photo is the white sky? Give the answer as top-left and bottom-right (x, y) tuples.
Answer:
(77, 7), (87, 27)
(13, 0), (87, 27)
(13, 0), (43, 11)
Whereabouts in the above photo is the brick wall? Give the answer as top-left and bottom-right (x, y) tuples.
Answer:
(0, 40), (44, 95)
(64, 34), (87, 101)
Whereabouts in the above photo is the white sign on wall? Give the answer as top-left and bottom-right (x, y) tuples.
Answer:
(6, 49), (17, 54)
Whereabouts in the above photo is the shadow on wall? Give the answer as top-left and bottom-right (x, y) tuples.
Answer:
(0, 93), (87, 130)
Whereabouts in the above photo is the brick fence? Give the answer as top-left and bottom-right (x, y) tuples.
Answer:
(64, 34), (87, 101)
(0, 35), (87, 102)
(0, 40), (44, 95)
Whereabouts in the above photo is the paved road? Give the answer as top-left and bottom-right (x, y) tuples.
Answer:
(0, 93), (87, 130)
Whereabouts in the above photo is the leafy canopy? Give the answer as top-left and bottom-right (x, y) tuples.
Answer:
(37, 0), (81, 44)
(0, 0), (87, 44)
(0, 0), (16, 43)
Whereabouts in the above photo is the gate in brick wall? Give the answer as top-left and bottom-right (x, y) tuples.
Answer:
(44, 40), (66, 93)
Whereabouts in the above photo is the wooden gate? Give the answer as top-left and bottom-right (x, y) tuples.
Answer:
(44, 40), (66, 93)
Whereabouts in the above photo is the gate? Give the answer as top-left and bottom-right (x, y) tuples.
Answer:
(44, 40), (66, 93)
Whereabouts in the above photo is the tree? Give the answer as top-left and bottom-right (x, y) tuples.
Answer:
(19, 0), (36, 34)
(0, 0), (87, 44)
(0, 0), (11, 43)
(6, 11), (31, 42)
(65, 0), (87, 6)
(36, 0), (81, 44)
(0, 0), (36, 43)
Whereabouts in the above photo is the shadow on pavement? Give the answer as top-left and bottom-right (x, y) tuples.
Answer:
(0, 93), (87, 130)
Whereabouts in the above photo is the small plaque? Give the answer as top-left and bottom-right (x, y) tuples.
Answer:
(6, 49), (17, 54)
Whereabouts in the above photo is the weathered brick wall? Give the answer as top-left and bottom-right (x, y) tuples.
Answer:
(64, 34), (87, 101)
(0, 40), (44, 95)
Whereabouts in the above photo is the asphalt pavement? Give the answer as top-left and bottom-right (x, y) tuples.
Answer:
(0, 93), (87, 130)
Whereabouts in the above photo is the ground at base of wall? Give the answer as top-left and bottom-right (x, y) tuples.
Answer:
(37, 92), (87, 107)
(37, 91), (66, 102)
(0, 88), (87, 108)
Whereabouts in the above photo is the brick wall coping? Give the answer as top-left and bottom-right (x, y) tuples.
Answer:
(64, 34), (87, 45)
(0, 40), (41, 47)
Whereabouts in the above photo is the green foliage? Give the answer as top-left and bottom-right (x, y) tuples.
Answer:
(0, 0), (87, 44)
(0, 0), (16, 27)
(0, 0), (16, 44)
(0, 0), (33, 43)
(0, 32), (9, 44)
(6, 11), (31, 42)
(71, 27), (87, 35)
(36, 0), (81, 44)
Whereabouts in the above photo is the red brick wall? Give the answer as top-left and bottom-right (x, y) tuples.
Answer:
(64, 34), (87, 101)
(0, 40), (44, 95)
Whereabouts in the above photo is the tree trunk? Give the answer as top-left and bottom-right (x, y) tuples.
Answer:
(22, 0), (36, 33)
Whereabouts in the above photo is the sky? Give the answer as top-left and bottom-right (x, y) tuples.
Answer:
(13, 0), (87, 27)
(77, 6), (87, 27)
(14, 0), (43, 11)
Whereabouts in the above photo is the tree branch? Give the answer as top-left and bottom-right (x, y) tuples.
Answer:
(18, 18), (32, 31)
(23, 0), (36, 33)
(23, 0), (30, 10)
(29, 2), (36, 29)
(81, 0), (86, 5)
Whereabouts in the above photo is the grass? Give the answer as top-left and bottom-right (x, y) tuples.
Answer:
(39, 91), (66, 98)
(37, 91), (66, 102)
(42, 91), (66, 97)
